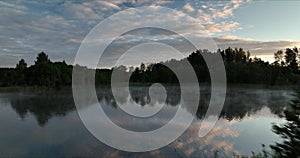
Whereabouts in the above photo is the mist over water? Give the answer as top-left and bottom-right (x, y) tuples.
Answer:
(0, 85), (295, 157)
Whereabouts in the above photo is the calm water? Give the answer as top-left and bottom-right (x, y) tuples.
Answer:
(0, 86), (294, 157)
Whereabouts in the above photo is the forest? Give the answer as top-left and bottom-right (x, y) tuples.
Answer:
(0, 47), (300, 88)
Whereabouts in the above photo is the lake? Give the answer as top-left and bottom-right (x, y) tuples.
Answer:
(0, 86), (294, 157)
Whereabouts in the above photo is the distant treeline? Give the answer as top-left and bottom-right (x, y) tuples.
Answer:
(1, 47), (300, 88)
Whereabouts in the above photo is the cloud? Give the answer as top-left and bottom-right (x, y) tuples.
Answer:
(206, 21), (240, 33)
(194, 0), (251, 34)
(202, 5), (208, 9)
(67, 38), (82, 44)
(210, 6), (233, 19)
(0, 0), (297, 67)
(217, 35), (241, 40)
(96, 1), (121, 10)
(0, 1), (177, 67)
(213, 35), (300, 61)
(62, 2), (102, 21)
(183, 3), (195, 12)
(0, 1), (27, 13)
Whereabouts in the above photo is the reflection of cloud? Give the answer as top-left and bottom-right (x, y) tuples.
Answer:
(149, 150), (165, 158)
(1, 87), (293, 157)
(173, 122), (240, 157)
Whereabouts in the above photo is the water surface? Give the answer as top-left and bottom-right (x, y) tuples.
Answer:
(0, 86), (294, 157)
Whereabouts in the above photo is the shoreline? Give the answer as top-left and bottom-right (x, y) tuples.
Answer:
(0, 83), (297, 92)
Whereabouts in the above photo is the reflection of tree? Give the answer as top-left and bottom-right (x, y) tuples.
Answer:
(9, 87), (293, 127)
(105, 86), (181, 107)
(129, 86), (181, 106)
(10, 91), (75, 126)
(109, 86), (291, 121)
(193, 88), (293, 121)
(270, 91), (300, 157)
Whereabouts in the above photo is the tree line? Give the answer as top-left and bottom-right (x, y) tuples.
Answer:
(0, 52), (73, 88)
(1, 47), (300, 88)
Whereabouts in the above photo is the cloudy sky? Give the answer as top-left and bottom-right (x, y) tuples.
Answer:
(0, 0), (300, 67)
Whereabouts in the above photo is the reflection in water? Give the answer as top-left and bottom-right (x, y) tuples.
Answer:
(270, 91), (300, 157)
(8, 86), (293, 125)
(9, 91), (75, 126)
(0, 86), (295, 157)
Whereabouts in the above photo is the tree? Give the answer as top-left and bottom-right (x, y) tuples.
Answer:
(15, 59), (27, 85)
(234, 48), (246, 62)
(225, 47), (234, 62)
(246, 51), (251, 62)
(293, 47), (300, 69)
(2, 47), (300, 88)
(35, 52), (50, 64)
(217, 49), (225, 61)
(187, 50), (205, 66)
(271, 91), (300, 157)
(140, 63), (146, 72)
(28, 62), (60, 87)
(285, 48), (298, 72)
(16, 59), (27, 70)
(26, 52), (62, 88)
(274, 50), (284, 66)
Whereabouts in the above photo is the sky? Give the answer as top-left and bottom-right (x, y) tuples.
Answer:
(0, 0), (300, 67)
